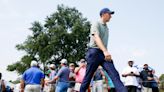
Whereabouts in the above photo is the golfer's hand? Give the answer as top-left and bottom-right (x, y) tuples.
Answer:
(103, 51), (112, 61)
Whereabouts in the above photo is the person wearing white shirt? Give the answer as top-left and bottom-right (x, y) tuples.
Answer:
(122, 61), (140, 92)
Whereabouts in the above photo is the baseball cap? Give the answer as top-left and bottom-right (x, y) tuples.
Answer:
(69, 63), (75, 67)
(49, 64), (55, 68)
(80, 59), (86, 63)
(60, 59), (67, 64)
(100, 8), (114, 16)
(30, 60), (38, 67)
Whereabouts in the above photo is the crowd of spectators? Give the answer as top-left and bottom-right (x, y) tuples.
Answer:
(0, 59), (161, 92)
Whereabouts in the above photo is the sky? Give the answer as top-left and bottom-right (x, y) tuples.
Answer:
(0, 0), (164, 81)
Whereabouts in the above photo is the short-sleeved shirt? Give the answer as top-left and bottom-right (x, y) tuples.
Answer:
(75, 67), (86, 83)
(49, 70), (57, 80)
(22, 66), (45, 85)
(89, 20), (109, 48)
(122, 66), (140, 86)
(56, 66), (70, 82)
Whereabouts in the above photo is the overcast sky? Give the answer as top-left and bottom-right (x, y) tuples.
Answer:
(0, 0), (164, 81)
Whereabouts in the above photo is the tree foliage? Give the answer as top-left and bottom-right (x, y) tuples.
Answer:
(7, 4), (90, 74)
(159, 74), (164, 89)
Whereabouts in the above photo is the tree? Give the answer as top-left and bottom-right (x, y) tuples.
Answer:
(159, 74), (164, 89)
(7, 4), (90, 74)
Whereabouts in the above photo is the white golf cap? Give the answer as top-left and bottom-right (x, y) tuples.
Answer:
(30, 60), (38, 67)
(49, 64), (55, 68)
(60, 59), (67, 64)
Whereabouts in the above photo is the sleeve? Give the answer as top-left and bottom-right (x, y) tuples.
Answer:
(140, 71), (147, 80)
(41, 72), (45, 79)
(50, 71), (56, 79)
(22, 72), (26, 80)
(134, 68), (140, 75)
(122, 68), (127, 75)
(90, 22), (100, 36)
(56, 68), (63, 77)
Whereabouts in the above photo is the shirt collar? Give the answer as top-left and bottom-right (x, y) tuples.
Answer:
(31, 66), (38, 68)
(99, 19), (107, 26)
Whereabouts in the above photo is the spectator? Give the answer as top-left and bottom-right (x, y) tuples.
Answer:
(46, 59), (70, 92)
(74, 59), (86, 92)
(103, 70), (115, 92)
(92, 66), (104, 92)
(48, 64), (57, 92)
(149, 70), (159, 92)
(67, 63), (75, 92)
(152, 70), (160, 92)
(122, 61), (140, 92)
(20, 60), (45, 92)
(0, 73), (6, 92)
(140, 64), (152, 92)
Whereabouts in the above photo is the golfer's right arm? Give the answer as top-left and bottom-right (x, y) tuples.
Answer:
(93, 33), (112, 61)
(93, 33), (107, 52)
